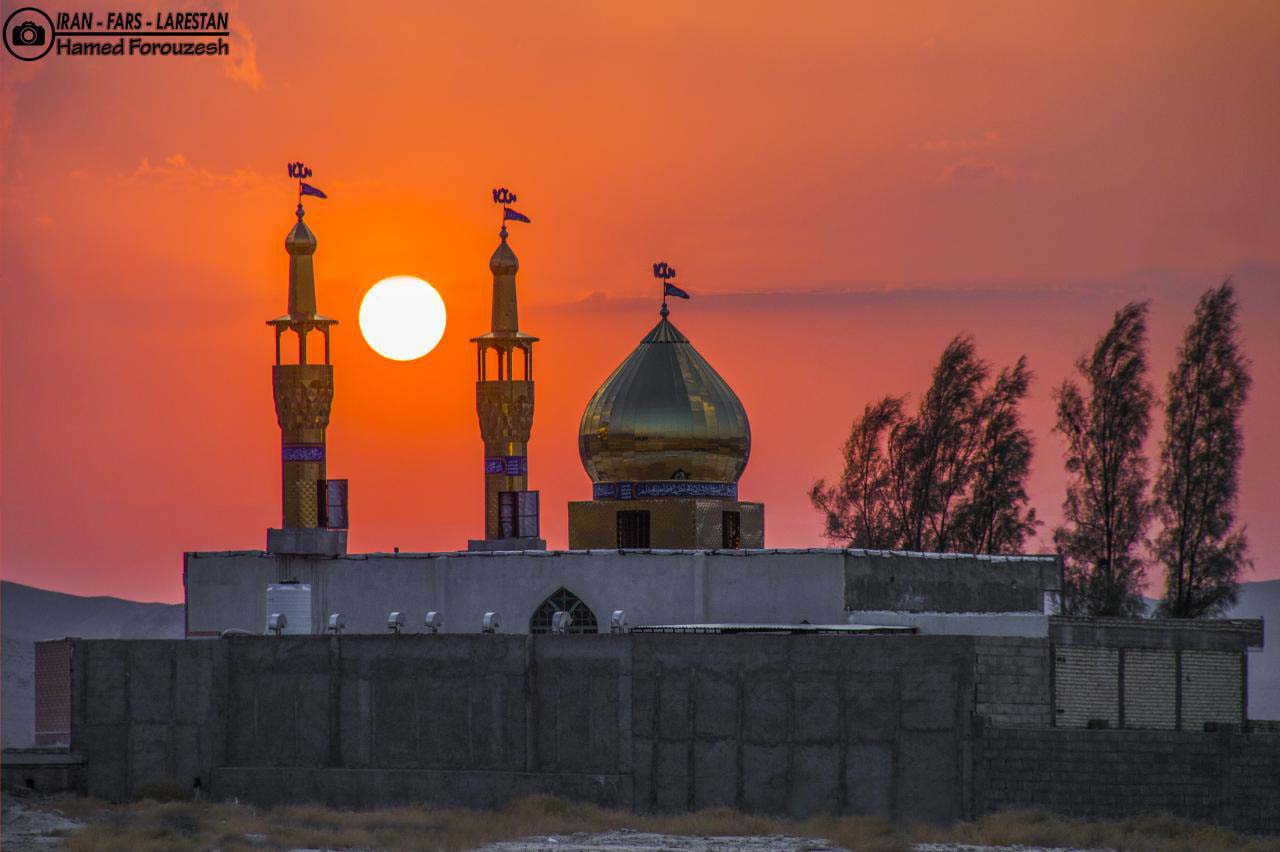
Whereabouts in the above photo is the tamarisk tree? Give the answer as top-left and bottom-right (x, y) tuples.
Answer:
(1154, 280), (1252, 618)
(810, 336), (1038, 553)
(1053, 302), (1153, 616)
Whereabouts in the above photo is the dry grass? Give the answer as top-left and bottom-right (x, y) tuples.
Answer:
(35, 794), (1280, 852)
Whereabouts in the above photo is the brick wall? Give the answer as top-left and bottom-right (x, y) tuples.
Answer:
(1052, 645), (1244, 731)
(34, 639), (73, 746)
(1054, 646), (1119, 728)
(974, 638), (1051, 727)
(1182, 650), (1243, 730)
(976, 727), (1280, 834)
(1122, 649), (1176, 729)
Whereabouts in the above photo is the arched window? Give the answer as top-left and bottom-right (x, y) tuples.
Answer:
(530, 587), (599, 634)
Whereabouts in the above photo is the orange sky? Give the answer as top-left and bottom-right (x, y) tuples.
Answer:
(2, 1), (1278, 601)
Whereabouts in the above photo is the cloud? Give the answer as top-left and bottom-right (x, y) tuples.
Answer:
(222, 14), (262, 89)
(918, 130), (1000, 152)
(126, 154), (264, 190)
(549, 283), (1084, 312)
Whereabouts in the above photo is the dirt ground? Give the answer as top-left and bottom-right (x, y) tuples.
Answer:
(4, 791), (1276, 852)
(473, 831), (1103, 851)
(1, 793), (86, 851)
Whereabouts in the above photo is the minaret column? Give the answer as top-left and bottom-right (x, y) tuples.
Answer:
(265, 194), (346, 557)
(468, 213), (544, 552)
(273, 357), (333, 527)
(477, 352), (534, 537)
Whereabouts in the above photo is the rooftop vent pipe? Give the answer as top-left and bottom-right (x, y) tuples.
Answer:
(387, 611), (405, 635)
(551, 611), (572, 634)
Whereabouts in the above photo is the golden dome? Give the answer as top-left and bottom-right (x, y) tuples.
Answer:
(579, 312), (750, 484)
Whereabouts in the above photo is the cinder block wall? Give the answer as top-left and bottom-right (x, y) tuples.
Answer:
(69, 634), (977, 822)
(975, 727), (1280, 834)
(627, 634), (973, 821)
(974, 638), (1052, 727)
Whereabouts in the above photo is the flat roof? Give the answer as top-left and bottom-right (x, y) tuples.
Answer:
(629, 623), (918, 635)
(188, 548), (1058, 563)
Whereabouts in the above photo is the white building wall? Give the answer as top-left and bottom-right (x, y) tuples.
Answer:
(183, 548), (1055, 637)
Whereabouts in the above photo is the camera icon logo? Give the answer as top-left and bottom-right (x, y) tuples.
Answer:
(14, 21), (45, 46)
(4, 7), (55, 61)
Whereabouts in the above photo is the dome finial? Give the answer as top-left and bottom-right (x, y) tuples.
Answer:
(492, 186), (532, 234)
(652, 259), (688, 318)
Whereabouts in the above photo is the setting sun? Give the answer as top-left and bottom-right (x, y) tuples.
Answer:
(358, 275), (447, 361)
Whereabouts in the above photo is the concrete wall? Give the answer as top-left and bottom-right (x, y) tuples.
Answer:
(627, 634), (974, 821)
(70, 633), (977, 822)
(184, 548), (1061, 638)
(973, 638), (1052, 728)
(69, 639), (227, 800)
(64, 631), (1277, 830)
(975, 727), (1280, 834)
(186, 550), (851, 637)
(844, 553), (1060, 613)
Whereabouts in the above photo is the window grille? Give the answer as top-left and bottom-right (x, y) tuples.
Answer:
(617, 510), (650, 548)
(499, 490), (539, 538)
(722, 511), (741, 548)
(529, 587), (599, 634)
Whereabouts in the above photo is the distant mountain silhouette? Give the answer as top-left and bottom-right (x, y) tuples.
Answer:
(1, 581), (183, 748)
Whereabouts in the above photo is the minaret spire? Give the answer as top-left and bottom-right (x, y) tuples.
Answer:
(266, 162), (346, 556)
(467, 187), (544, 551)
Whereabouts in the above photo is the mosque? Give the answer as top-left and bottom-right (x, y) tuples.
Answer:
(179, 195), (1258, 746)
(22, 191), (1271, 829)
(186, 194), (1063, 637)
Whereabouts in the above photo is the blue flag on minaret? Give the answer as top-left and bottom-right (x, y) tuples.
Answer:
(300, 182), (327, 199)
(664, 282), (690, 300)
(503, 207), (531, 223)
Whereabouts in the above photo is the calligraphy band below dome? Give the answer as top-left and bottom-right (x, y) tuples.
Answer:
(593, 480), (738, 501)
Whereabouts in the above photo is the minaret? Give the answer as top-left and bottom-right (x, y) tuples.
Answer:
(468, 191), (544, 551)
(265, 183), (347, 556)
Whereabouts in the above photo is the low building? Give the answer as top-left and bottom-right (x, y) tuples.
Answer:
(183, 548), (1062, 637)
